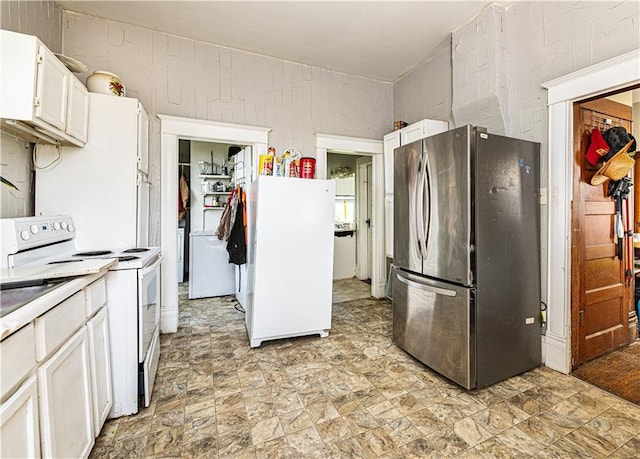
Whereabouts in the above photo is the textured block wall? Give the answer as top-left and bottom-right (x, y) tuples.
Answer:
(394, 0), (640, 144)
(451, 4), (509, 135)
(392, 39), (452, 126)
(61, 12), (393, 245)
(0, 0), (62, 217)
(0, 0), (62, 51)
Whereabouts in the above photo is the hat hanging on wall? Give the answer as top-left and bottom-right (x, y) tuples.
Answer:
(590, 140), (635, 186)
(602, 126), (636, 161)
(586, 128), (610, 166)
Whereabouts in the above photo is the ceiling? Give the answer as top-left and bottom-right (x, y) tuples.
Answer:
(57, 1), (496, 83)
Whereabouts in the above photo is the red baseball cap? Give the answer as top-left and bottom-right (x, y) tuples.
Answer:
(586, 128), (610, 166)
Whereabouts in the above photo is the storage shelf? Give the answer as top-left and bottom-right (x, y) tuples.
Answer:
(199, 175), (231, 179)
(202, 191), (232, 195)
(203, 206), (225, 210)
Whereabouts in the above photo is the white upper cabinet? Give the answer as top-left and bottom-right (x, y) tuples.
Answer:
(383, 119), (448, 196)
(66, 76), (90, 143)
(0, 30), (88, 147)
(400, 119), (449, 145)
(34, 44), (69, 131)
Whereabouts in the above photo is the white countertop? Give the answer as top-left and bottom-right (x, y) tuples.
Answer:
(0, 258), (117, 285)
(0, 259), (117, 340)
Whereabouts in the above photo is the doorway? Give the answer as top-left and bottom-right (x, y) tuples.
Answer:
(571, 91), (638, 368)
(178, 139), (247, 301)
(542, 50), (639, 374)
(315, 134), (385, 298)
(328, 152), (373, 284)
(158, 115), (270, 333)
(570, 88), (640, 403)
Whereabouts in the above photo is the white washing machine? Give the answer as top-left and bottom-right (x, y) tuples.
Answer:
(188, 231), (236, 299)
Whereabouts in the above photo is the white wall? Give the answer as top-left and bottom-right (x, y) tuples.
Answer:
(0, 0), (62, 217)
(0, 0), (62, 51)
(0, 135), (33, 218)
(60, 12), (393, 246)
(392, 39), (452, 126)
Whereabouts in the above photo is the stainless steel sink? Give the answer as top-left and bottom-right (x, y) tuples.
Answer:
(0, 280), (65, 317)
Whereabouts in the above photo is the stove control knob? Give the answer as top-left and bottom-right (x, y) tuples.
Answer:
(20, 230), (30, 241)
(30, 224), (39, 234)
(60, 221), (68, 230)
(53, 222), (61, 231)
(67, 224), (75, 232)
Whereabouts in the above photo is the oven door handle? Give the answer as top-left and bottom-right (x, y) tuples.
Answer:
(138, 255), (163, 279)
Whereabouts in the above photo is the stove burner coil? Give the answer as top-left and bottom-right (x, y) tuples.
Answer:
(73, 250), (113, 257)
(48, 259), (83, 264)
(122, 248), (149, 253)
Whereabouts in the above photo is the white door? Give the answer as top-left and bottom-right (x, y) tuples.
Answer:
(87, 308), (113, 435)
(38, 328), (94, 459)
(0, 376), (40, 459)
(357, 158), (373, 280)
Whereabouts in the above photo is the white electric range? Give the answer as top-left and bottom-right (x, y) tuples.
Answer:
(0, 216), (162, 417)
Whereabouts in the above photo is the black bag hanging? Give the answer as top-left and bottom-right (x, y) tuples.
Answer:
(226, 191), (246, 265)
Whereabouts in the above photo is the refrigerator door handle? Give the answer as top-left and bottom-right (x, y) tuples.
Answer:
(396, 272), (457, 297)
(415, 152), (427, 258)
(422, 151), (432, 259)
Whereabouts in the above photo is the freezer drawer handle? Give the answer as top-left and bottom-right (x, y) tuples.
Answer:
(396, 273), (457, 297)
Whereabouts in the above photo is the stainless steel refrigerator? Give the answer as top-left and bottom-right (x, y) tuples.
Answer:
(392, 125), (541, 389)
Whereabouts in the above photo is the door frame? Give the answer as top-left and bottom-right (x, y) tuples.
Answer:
(158, 115), (270, 333)
(316, 134), (385, 297)
(542, 49), (640, 374)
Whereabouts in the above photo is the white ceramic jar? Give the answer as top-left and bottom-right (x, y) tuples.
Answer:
(86, 71), (125, 97)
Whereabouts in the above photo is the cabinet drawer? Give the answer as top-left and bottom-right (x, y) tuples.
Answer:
(0, 323), (36, 401)
(35, 291), (85, 361)
(85, 277), (106, 318)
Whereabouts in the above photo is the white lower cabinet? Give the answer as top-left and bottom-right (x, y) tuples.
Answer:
(38, 326), (94, 459)
(87, 307), (113, 435)
(0, 375), (40, 459)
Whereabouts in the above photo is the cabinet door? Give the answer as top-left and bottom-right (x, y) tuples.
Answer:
(38, 328), (94, 459)
(66, 75), (89, 143)
(137, 103), (149, 174)
(383, 131), (401, 196)
(87, 308), (113, 436)
(400, 121), (425, 145)
(34, 44), (68, 130)
(0, 375), (40, 459)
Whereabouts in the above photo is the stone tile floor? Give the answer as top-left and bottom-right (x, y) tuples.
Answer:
(90, 278), (640, 458)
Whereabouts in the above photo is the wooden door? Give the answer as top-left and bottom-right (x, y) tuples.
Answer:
(571, 98), (634, 367)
